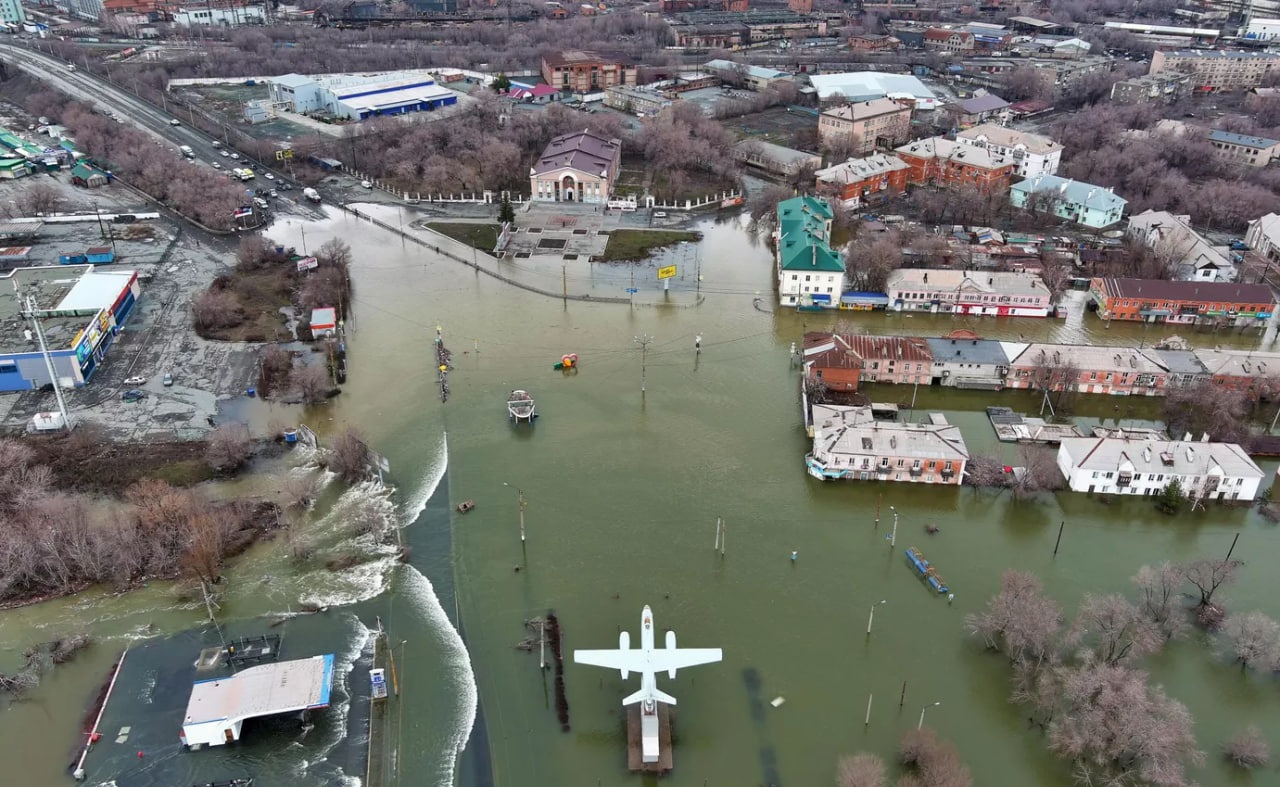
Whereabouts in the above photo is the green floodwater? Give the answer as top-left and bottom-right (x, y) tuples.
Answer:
(3, 207), (1280, 787)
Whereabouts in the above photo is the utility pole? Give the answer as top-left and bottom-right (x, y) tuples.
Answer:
(24, 294), (72, 432)
(634, 335), (653, 395)
(562, 263), (567, 303)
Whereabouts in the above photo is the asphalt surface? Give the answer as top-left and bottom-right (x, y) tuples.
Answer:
(0, 41), (331, 236)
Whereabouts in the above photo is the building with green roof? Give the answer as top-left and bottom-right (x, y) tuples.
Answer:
(776, 195), (844, 309)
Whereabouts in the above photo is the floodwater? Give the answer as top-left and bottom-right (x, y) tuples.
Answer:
(3, 206), (1280, 787)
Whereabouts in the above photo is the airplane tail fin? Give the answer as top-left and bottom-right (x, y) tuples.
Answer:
(623, 686), (677, 706)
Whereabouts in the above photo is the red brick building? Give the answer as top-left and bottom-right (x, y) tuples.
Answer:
(1089, 278), (1277, 325)
(894, 136), (1014, 193)
(803, 332), (933, 390)
(723, 0), (748, 10)
(849, 34), (901, 51)
(788, 0), (813, 11)
(923, 28), (975, 53)
(541, 50), (638, 94)
(814, 153), (911, 207)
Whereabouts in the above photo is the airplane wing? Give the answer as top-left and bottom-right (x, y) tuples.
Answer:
(647, 648), (723, 673)
(573, 649), (641, 672)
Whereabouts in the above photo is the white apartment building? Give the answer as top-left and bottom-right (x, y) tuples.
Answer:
(1056, 437), (1264, 500)
(817, 98), (912, 155)
(955, 123), (1062, 178)
(172, 4), (266, 26)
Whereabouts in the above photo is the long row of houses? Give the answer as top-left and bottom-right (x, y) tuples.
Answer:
(803, 329), (1280, 397)
(805, 402), (1266, 502)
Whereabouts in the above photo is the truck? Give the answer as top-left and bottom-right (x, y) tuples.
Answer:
(303, 187), (321, 203)
(234, 168), (255, 181)
(179, 145), (194, 159)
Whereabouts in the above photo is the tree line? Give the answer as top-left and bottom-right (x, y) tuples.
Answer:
(964, 557), (1278, 786)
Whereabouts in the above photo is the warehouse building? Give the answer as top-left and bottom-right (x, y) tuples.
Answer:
(268, 71), (459, 121)
(0, 265), (140, 391)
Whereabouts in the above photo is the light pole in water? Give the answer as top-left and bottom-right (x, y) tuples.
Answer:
(889, 505), (899, 548)
(866, 599), (887, 636)
(503, 482), (526, 542)
(918, 701), (941, 730)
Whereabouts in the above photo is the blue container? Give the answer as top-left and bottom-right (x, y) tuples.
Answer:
(245, 387), (257, 397)
(283, 429), (298, 444)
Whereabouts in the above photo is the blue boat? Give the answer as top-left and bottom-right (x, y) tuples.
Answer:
(905, 547), (949, 594)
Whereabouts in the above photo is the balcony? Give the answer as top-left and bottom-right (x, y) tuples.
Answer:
(910, 466), (923, 476)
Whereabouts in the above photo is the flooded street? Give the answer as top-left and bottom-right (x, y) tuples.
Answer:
(3, 206), (1279, 787)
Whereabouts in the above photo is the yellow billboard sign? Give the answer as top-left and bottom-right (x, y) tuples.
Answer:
(657, 265), (677, 280)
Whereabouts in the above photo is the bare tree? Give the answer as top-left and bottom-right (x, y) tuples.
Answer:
(1131, 563), (1189, 640)
(1220, 611), (1280, 671)
(965, 570), (1062, 668)
(844, 232), (904, 293)
(1223, 726), (1270, 769)
(836, 753), (886, 787)
(181, 504), (231, 585)
(897, 727), (972, 787)
(205, 422), (252, 472)
(961, 455), (1012, 490)
(1066, 594), (1163, 665)
(1182, 557), (1240, 610)
(1010, 445), (1065, 500)
(293, 364), (332, 404)
(18, 183), (62, 215)
(191, 288), (244, 335)
(326, 428), (371, 484)
(1047, 662), (1203, 787)
(1162, 380), (1252, 444)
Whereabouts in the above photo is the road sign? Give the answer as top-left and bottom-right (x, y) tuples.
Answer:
(625, 288), (639, 294)
(657, 265), (677, 280)
(275, 149), (293, 161)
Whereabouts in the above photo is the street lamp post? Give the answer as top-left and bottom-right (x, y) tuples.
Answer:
(889, 505), (899, 548)
(866, 599), (887, 635)
(918, 701), (941, 730)
(503, 482), (526, 542)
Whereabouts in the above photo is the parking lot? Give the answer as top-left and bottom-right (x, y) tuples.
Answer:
(0, 177), (268, 440)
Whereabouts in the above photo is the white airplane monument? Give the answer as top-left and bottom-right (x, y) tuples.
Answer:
(574, 605), (722, 767)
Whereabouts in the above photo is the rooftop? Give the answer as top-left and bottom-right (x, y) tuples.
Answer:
(924, 336), (1014, 365)
(1152, 348), (1208, 376)
(1096, 277), (1275, 304)
(1157, 49), (1280, 60)
(1207, 129), (1280, 149)
(887, 269), (1050, 298)
(532, 130), (620, 177)
(804, 332), (932, 367)
(1059, 437), (1263, 478)
(543, 49), (633, 68)
(183, 654), (335, 729)
(734, 139), (819, 165)
(821, 97), (909, 122)
(956, 123), (1062, 155)
(896, 137), (1012, 170)
(813, 410), (970, 462)
(0, 265), (135, 354)
(1012, 175), (1127, 213)
(808, 72), (938, 106)
(1011, 343), (1168, 374)
(1191, 347), (1280, 377)
(953, 93), (1010, 114)
(704, 59), (793, 81)
(815, 153), (911, 184)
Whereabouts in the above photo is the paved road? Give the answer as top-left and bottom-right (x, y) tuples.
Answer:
(0, 42), (330, 227)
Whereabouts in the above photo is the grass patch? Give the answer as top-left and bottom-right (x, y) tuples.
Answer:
(21, 436), (216, 494)
(427, 222), (500, 251)
(601, 229), (700, 262)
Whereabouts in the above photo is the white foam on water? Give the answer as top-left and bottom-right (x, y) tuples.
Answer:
(398, 432), (448, 526)
(398, 564), (478, 787)
(295, 614), (373, 782)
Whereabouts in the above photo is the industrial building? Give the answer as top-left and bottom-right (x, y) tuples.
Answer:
(181, 654), (335, 748)
(268, 71), (459, 121)
(808, 72), (941, 110)
(0, 265), (141, 391)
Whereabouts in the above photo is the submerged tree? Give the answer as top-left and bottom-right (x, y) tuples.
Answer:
(835, 753), (886, 787)
(1131, 562), (1189, 640)
(965, 570), (1063, 667)
(1223, 726), (1270, 769)
(1067, 594), (1163, 666)
(1221, 612), (1280, 671)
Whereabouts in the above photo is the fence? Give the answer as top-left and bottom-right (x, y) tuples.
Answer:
(648, 189), (744, 212)
(340, 205), (630, 305)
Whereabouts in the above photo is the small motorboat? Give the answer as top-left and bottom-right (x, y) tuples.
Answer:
(507, 389), (536, 423)
(457, 500), (475, 514)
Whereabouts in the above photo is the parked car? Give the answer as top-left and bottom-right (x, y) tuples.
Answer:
(123, 375), (146, 385)
(168, 119), (181, 126)
(219, 150), (230, 158)
(162, 373), (174, 386)
(653, 211), (668, 218)
(361, 180), (373, 189)
(279, 183), (293, 191)
(264, 173), (275, 180)
(121, 389), (147, 402)
(229, 153), (241, 161)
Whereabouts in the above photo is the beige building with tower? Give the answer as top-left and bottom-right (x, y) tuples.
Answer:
(530, 130), (622, 204)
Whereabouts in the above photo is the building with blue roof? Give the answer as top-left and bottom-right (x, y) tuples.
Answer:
(704, 59), (794, 91)
(1207, 129), (1280, 168)
(775, 196), (843, 310)
(1010, 174), (1127, 229)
